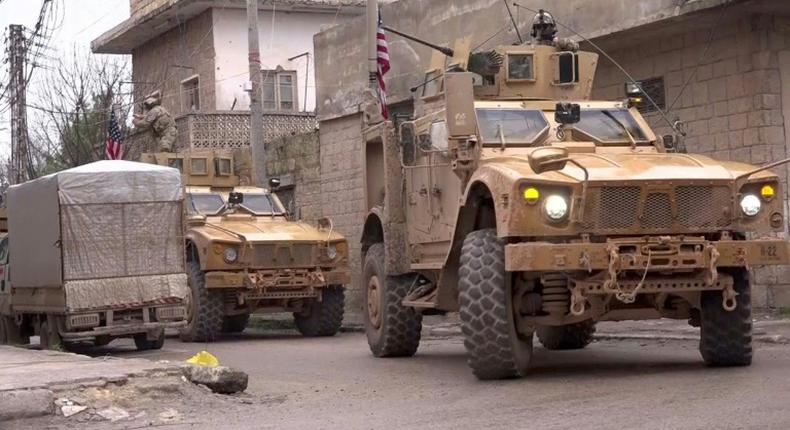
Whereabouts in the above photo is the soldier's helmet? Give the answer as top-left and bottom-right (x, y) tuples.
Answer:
(530, 9), (558, 43)
(144, 90), (162, 108)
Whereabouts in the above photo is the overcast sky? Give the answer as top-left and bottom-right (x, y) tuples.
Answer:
(0, 0), (130, 157)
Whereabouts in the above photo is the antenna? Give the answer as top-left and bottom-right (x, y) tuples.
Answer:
(502, 0), (523, 44)
(513, 3), (683, 136)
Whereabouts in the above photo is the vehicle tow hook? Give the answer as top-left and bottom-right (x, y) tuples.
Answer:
(722, 282), (738, 312)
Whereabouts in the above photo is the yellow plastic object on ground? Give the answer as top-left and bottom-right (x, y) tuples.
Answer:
(186, 351), (220, 367)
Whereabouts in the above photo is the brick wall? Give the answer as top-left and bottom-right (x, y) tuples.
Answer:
(318, 114), (367, 323)
(592, 14), (790, 307)
(131, 9), (216, 119)
(265, 132), (323, 223)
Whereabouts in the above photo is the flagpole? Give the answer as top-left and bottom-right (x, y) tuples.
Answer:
(366, 0), (379, 90)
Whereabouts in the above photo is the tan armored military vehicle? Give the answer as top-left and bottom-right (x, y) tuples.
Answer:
(360, 11), (790, 379)
(0, 161), (188, 350)
(141, 149), (350, 342)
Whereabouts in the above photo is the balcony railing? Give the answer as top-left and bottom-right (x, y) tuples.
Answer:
(125, 111), (317, 157)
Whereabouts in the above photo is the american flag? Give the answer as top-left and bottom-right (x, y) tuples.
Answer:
(105, 108), (123, 160)
(376, 12), (390, 120)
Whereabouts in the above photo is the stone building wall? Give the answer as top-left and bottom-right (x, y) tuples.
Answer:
(591, 13), (790, 307)
(265, 132), (323, 223)
(318, 114), (367, 323)
(131, 9), (216, 118)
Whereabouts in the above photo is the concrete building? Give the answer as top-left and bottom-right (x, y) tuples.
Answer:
(313, 0), (790, 316)
(93, 0), (369, 116)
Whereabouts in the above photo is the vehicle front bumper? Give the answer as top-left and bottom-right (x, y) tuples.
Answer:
(505, 236), (790, 272)
(204, 268), (351, 290)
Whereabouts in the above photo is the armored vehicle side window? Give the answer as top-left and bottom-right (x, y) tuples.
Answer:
(215, 158), (233, 176)
(508, 54), (534, 81)
(187, 193), (225, 216)
(575, 108), (649, 144)
(476, 109), (549, 146)
(191, 158), (208, 175)
(168, 158), (184, 172)
(240, 194), (285, 215)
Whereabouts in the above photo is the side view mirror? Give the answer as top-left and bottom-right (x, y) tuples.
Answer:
(528, 147), (569, 174)
(555, 103), (580, 125)
(228, 192), (244, 205)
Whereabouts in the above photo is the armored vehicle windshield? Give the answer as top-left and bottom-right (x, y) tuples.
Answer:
(186, 191), (285, 216)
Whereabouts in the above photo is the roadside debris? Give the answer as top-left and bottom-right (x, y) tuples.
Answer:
(181, 350), (248, 394)
(96, 406), (130, 422)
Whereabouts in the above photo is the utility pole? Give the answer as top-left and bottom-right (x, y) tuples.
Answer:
(8, 24), (31, 185)
(246, 0), (267, 186)
(366, 0), (379, 90)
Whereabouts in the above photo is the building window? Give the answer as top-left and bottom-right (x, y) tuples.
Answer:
(634, 77), (665, 114)
(263, 69), (298, 111)
(181, 75), (200, 111)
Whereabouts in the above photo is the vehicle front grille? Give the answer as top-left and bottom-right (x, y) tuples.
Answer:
(251, 243), (315, 268)
(582, 185), (732, 233)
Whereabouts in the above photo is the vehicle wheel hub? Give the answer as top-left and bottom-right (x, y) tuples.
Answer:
(367, 276), (382, 330)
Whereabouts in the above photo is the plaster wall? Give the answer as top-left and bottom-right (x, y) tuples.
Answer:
(212, 7), (345, 113)
(131, 9), (216, 118)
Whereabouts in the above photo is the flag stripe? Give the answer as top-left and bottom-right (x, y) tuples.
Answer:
(106, 109), (123, 160)
(377, 13), (390, 119)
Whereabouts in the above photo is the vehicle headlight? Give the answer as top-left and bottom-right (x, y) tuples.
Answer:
(544, 195), (569, 221)
(326, 244), (338, 260)
(223, 247), (238, 263)
(740, 194), (761, 217)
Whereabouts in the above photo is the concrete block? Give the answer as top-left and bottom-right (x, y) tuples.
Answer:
(708, 78), (727, 102)
(725, 74), (745, 98)
(181, 365), (248, 394)
(0, 389), (54, 421)
(728, 113), (748, 131)
(727, 130), (744, 148)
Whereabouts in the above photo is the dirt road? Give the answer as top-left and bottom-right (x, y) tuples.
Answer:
(51, 326), (790, 430)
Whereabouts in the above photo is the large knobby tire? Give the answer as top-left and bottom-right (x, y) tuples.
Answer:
(222, 314), (251, 333)
(363, 243), (422, 357)
(699, 268), (752, 366)
(459, 229), (533, 380)
(179, 260), (224, 343)
(294, 285), (345, 337)
(537, 321), (596, 350)
(134, 329), (165, 351)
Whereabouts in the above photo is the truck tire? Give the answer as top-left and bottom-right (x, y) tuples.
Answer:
(459, 229), (533, 380)
(222, 314), (250, 333)
(38, 315), (62, 350)
(537, 321), (596, 350)
(363, 243), (422, 357)
(294, 285), (345, 337)
(179, 260), (224, 343)
(134, 329), (165, 351)
(699, 268), (752, 366)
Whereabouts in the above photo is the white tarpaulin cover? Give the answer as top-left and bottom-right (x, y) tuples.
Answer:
(8, 160), (187, 310)
(56, 160), (182, 205)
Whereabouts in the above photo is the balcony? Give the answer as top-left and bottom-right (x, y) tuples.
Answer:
(125, 111), (317, 158)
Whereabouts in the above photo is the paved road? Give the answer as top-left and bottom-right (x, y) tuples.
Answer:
(86, 327), (790, 430)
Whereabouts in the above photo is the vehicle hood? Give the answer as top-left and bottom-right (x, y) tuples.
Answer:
(191, 218), (342, 244)
(490, 152), (775, 183)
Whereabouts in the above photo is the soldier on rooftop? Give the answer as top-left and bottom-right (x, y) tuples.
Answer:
(133, 91), (177, 152)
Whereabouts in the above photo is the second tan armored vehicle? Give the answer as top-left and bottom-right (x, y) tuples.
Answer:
(359, 11), (790, 379)
(142, 150), (350, 342)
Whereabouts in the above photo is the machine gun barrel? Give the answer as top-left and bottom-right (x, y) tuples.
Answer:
(381, 25), (454, 57)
